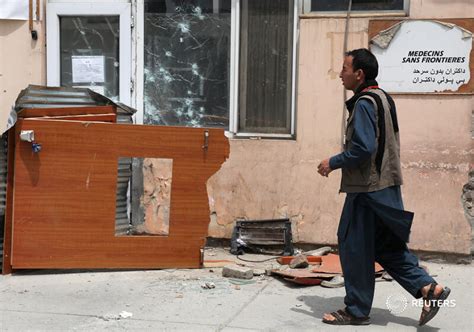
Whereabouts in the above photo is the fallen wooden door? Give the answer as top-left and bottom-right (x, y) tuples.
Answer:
(6, 119), (229, 271)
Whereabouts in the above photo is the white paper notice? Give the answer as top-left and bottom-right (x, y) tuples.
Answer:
(0, 0), (29, 20)
(371, 21), (472, 93)
(72, 56), (105, 83)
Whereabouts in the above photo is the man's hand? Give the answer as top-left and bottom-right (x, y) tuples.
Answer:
(317, 158), (333, 177)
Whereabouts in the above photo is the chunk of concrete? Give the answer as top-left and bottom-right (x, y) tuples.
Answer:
(253, 269), (266, 276)
(289, 254), (309, 269)
(222, 265), (253, 280)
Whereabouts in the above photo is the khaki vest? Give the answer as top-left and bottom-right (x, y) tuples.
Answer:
(340, 89), (403, 193)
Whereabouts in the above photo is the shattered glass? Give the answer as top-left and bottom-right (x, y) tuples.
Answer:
(144, 0), (231, 128)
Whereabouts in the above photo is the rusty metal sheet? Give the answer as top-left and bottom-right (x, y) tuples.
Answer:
(283, 277), (322, 286)
(272, 268), (339, 279)
(277, 256), (322, 265)
(311, 253), (383, 274)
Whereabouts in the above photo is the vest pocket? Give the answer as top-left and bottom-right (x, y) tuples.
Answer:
(342, 160), (371, 186)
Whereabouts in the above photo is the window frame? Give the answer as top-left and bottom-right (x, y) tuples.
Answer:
(134, 0), (298, 137)
(302, 0), (410, 15)
(228, 0), (299, 139)
(46, 1), (132, 106)
(134, 0), (234, 126)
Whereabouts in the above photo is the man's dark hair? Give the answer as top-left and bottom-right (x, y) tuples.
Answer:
(346, 48), (378, 80)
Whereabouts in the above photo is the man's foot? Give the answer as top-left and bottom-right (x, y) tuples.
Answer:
(322, 308), (370, 325)
(419, 282), (451, 326)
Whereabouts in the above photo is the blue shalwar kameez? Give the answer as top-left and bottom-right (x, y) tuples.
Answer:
(329, 99), (435, 318)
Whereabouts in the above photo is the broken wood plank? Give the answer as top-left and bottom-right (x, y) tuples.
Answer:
(18, 105), (116, 118)
(202, 260), (236, 268)
(27, 113), (117, 123)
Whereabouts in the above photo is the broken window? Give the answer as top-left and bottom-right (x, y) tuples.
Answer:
(238, 0), (295, 134)
(60, 16), (120, 99)
(309, 0), (405, 12)
(143, 0), (297, 137)
(144, 0), (231, 128)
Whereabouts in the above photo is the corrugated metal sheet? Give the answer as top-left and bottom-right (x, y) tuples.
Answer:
(116, 158), (132, 235)
(15, 85), (135, 124)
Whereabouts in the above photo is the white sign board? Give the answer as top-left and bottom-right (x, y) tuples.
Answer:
(0, 0), (39, 20)
(371, 21), (472, 93)
(0, 0), (28, 20)
(72, 56), (105, 83)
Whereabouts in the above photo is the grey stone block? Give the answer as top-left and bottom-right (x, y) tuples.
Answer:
(222, 265), (253, 280)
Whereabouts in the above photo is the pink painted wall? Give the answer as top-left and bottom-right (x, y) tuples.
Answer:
(0, 17), (45, 131)
(208, 0), (474, 254)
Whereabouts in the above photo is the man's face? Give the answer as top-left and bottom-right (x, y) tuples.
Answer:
(339, 56), (363, 92)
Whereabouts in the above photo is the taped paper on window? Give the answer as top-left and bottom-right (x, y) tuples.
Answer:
(72, 56), (105, 83)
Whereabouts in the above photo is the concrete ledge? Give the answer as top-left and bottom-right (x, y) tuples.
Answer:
(205, 238), (472, 264)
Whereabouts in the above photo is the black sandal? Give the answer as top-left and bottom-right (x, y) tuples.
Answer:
(322, 308), (371, 325)
(419, 283), (451, 326)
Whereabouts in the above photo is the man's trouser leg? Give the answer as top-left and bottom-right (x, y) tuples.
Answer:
(374, 220), (435, 299)
(338, 196), (376, 318)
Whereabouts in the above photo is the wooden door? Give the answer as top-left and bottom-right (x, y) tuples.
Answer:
(5, 119), (228, 271)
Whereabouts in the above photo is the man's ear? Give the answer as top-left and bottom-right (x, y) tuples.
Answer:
(356, 69), (365, 81)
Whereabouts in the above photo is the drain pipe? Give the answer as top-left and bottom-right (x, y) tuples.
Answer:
(341, 0), (353, 149)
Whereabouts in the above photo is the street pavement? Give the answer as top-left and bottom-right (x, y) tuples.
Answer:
(0, 248), (472, 331)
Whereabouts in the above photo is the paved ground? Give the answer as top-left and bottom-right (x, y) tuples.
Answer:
(0, 248), (472, 331)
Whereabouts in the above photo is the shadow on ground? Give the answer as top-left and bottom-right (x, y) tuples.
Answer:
(293, 295), (440, 331)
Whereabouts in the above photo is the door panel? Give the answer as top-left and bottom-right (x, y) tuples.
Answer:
(10, 119), (228, 269)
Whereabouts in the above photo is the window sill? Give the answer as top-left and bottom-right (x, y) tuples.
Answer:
(225, 131), (296, 140)
(300, 11), (408, 19)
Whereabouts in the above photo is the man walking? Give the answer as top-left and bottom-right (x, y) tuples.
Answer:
(317, 48), (450, 326)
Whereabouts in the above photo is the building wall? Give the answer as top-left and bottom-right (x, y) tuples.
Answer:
(0, 1), (472, 254)
(0, 17), (45, 131)
(208, 0), (474, 254)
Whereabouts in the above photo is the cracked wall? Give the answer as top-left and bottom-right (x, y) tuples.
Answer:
(136, 158), (172, 235)
(461, 169), (474, 254)
(125, 157), (173, 236)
